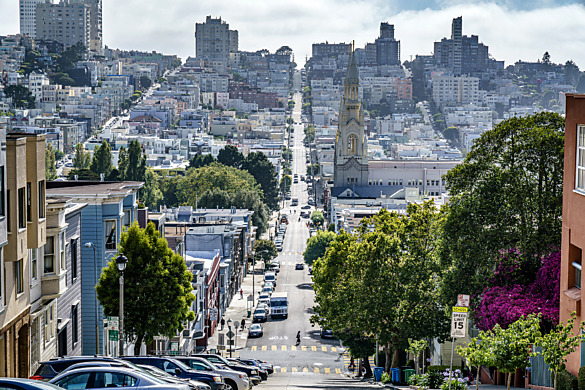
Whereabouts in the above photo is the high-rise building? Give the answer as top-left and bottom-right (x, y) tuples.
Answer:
(375, 22), (400, 66)
(19, 0), (48, 38)
(81, 0), (102, 52)
(195, 16), (238, 65)
(36, 0), (90, 49)
(433, 16), (490, 76)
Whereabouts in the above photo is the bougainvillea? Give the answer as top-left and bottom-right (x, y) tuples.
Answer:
(472, 251), (560, 331)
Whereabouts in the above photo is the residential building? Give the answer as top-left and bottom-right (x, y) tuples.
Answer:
(20, 0), (46, 38)
(375, 23), (400, 66)
(0, 133), (10, 375)
(195, 16), (238, 68)
(432, 74), (482, 106)
(36, 0), (90, 49)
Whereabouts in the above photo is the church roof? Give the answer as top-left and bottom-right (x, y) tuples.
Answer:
(345, 44), (359, 85)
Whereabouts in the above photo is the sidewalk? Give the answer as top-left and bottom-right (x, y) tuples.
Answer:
(207, 261), (267, 356)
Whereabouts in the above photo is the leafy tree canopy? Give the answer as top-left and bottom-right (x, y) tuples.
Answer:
(253, 239), (277, 263)
(45, 143), (57, 180)
(90, 140), (113, 177)
(73, 143), (91, 169)
(303, 230), (336, 265)
(217, 145), (243, 168)
(242, 152), (279, 210)
(4, 85), (35, 109)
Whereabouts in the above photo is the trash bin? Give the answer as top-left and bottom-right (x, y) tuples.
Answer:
(399, 366), (409, 384)
(404, 368), (415, 384)
(391, 368), (400, 383)
(247, 309), (251, 318)
(374, 367), (384, 382)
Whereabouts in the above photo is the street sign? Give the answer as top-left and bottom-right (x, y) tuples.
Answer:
(108, 329), (119, 341)
(210, 308), (218, 322)
(452, 306), (468, 313)
(451, 311), (468, 338)
(457, 294), (470, 307)
(234, 321), (240, 330)
(226, 330), (235, 339)
(107, 316), (119, 331)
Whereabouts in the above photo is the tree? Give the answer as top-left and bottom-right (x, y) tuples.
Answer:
(124, 140), (146, 181)
(140, 75), (152, 90)
(96, 222), (195, 354)
(4, 85), (35, 109)
(90, 140), (113, 177)
(198, 188), (232, 209)
(457, 337), (495, 390)
(45, 143), (57, 180)
(242, 152), (279, 210)
(577, 75), (585, 93)
(438, 112), (565, 305)
(306, 164), (319, 176)
(303, 231), (336, 264)
(336, 330), (376, 378)
(564, 60), (580, 86)
(542, 51), (551, 65)
(67, 168), (100, 181)
(275, 46), (293, 56)
(279, 175), (292, 193)
(253, 239), (277, 263)
(73, 143), (91, 169)
(189, 154), (215, 169)
(406, 339), (427, 374)
(217, 145), (243, 168)
(141, 169), (163, 210)
(310, 210), (324, 227)
(536, 312), (585, 390)
(118, 146), (128, 178)
(286, 117), (294, 125)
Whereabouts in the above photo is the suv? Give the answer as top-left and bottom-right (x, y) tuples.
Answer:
(31, 356), (123, 381)
(191, 355), (261, 385)
(172, 357), (250, 390)
(121, 356), (225, 390)
(253, 308), (268, 323)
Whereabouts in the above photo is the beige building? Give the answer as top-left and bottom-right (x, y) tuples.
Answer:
(1, 133), (46, 377)
(35, 1), (90, 49)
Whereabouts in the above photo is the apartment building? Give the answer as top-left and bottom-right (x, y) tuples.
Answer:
(36, 0), (91, 49)
(195, 16), (238, 66)
(432, 74), (482, 106)
(19, 0), (46, 38)
(1, 133), (46, 378)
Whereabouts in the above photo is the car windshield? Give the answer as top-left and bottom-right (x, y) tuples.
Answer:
(250, 325), (261, 330)
(191, 358), (219, 371)
(254, 309), (265, 314)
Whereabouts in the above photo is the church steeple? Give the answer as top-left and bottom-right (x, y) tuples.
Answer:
(344, 42), (359, 101)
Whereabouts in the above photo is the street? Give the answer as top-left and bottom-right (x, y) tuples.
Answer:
(238, 90), (380, 389)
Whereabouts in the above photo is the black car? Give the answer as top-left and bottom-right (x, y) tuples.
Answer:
(31, 356), (123, 381)
(192, 355), (262, 385)
(295, 263), (304, 270)
(229, 359), (268, 380)
(121, 356), (226, 390)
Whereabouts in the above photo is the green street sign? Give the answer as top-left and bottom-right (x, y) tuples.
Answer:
(109, 329), (119, 341)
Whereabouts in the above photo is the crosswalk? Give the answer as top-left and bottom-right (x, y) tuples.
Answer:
(342, 352), (375, 371)
(272, 366), (344, 375)
(250, 345), (340, 353)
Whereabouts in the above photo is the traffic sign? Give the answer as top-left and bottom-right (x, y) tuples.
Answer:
(451, 311), (468, 338)
(108, 329), (119, 341)
(457, 294), (470, 307)
(452, 306), (468, 313)
(226, 330), (235, 339)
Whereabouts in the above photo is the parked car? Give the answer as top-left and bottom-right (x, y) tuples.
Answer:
(226, 359), (267, 382)
(50, 366), (191, 390)
(258, 297), (271, 307)
(171, 357), (250, 390)
(320, 329), (334, 338)
(261, 286), (273, 295)
(253, 308), (268, 323)
(191, 355), (261, 385)
(31, 356), (125, 381)
(136, 365), (211, 390)
(0, 379), (63, 390)
(301, 205), (311, 209)
(295, 263), (304, 270)
(248, 324), (264, 338)
(236, 359), (273, 375)
(121, 357), (225, 390)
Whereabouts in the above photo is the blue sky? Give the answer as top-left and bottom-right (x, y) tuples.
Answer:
(1, 0), (585, 68)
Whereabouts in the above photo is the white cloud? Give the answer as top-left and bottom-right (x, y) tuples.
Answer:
(1, 0), (584, 68)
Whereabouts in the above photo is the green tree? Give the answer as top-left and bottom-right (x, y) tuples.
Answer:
(198, 188), (232, 209)
(73, 143), (91, 169)
(45, 143), (57, 180)
(439, 112), (565, 305)
(279, 175), (292, 193)
(189, 154), (215, 169)
(577, 75), (585, 93)
(564, 60), (580, 86)
(536, 312), (585, 390)
(140, 75), (152, 90)
(96, 222), (195, 354)
(303, 230), (336, 265)
(217, 145), (243, 168)
(141, 169), (163, 210)
(125, 140), (146, 181)
(253, 239), (277, 263)
(231, 189), (269, 236)
(306, 164), (319, 176)
(286, 117), (294, 125)
(90, 140), (113, 177)
(67, 168), (100, 181)
(406, 339), (427, 374)
(336, 331), (376, 378)
(304, 124), (315, 143)
(310, 210), (324, 227)
(4, 85), (35, 109)
(457, 336), (495, 390)
(242, 152), (279, 210)
(54, 149), (65, 161)
(118, 146), (128, 178)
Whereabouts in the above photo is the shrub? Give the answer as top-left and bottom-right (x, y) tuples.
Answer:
(558, 371), (578, 390)
(578, 366), (585, 390)
(428, 365), (451, 374)
(428, 370), (446, 389)
(381, 372), (392, 384)
(409, 374), (422, 386)
(441, 378), (467, 390)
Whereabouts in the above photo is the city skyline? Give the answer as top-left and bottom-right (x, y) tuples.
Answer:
(1, 0), (585, 67)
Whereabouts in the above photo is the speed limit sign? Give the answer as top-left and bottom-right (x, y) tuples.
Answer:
(451, 306), (468, 338)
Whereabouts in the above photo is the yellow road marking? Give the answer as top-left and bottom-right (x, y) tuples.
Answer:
(314, 367), (320, 373)
(321, 346), (327, 352)
(303, 367), (309, 372)
(291, 345), (297, 351)
(335, 368), (342, 374)
(271, 345), (277, 351)
(281, 345), (287, 351)
(311, 346), (317, 351)
(331, 347), (337, 352)
(292, 367), (298, 372)
(251, 346), (257, 351)
(281, 367), (287, 373)
(325, 368), (331, 374)
(261, 346), (267, 351)
(301, 346), (307, 351)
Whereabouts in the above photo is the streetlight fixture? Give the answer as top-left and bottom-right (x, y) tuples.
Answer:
(84, 242), (99, 355)
(227, 318), (233, 358)
(115, 254), (128, 356)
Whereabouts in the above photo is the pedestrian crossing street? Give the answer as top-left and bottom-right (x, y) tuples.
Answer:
(250, 345), (341, 353)
(272, 366), (344, 374)
(342, 352), (375, 371)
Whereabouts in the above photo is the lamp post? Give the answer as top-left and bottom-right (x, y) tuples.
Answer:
(115, 254), (128, 357)
(84, 242), (99, 354)
(227, 318), (233, 358)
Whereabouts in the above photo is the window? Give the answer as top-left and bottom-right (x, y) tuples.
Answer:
(0, 166), (4, 217)
(71, 304), (79, 344)
(71, 239), (78, 283)
(347, 134), (357, 155)
(122, 210), (131, 228)
(577, 125), (585, 191)
(60, 232), (66, 271)
(105, 220), (117, 251)
(27, 182), (32, 222)
(18, 187), (25, 229)
(44, 236), (55, 274)
(39, 180), (45, 218)
(93, 372), (137, 388)
(16, 259), (23, 294)
(30, 248), (37, 282)
(53, 372), (91, 390)
(44, 304), (55, 343)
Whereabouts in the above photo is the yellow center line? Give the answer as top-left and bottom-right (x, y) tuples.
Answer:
(292, 367), (298, 372)
(251, 346), (257, 351)
(271, 345), (277, 351)
(291, 345), (297, 351)
(331, 347), (337, 352)
(303, 367), (309, 372)
(314, 367), (320, 373)
(335, 368), (342, 374)
(280, 367), (287, 373)
(325, 368), (331, 374)
(311, 346), (317, 351)
(261, 346), (267, 351)
(321, 346), (327, 352)
(281, 345), (287, 351)
(301, 346), (307, 351)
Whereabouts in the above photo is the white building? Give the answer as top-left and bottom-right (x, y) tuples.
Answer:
(432, 74), (481, 106)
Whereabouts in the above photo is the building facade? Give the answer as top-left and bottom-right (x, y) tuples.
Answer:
(36, 0), (90, 49)
(375, 22), (400, 66)
(19, 0), (46, 38)
(195, 16), (238, 65)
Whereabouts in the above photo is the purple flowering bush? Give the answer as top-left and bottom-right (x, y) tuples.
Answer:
(472, 251), (560, 331)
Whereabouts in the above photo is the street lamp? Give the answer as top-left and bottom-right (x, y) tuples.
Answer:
(227, 318), (233, 358)
(84, 242), (99, 355)
(115, 254), (128, 356)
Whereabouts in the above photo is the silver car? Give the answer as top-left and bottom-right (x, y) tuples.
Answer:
(50, 367), (190, 390)
(172, 357), (251, 390)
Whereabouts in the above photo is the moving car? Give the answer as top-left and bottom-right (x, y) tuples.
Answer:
(295, 263), (304, 270)
(248, 324), (263, 338)
(171, 357), (250, 390)
(261, 286), (273, 295)
(50, 366), (191, 390)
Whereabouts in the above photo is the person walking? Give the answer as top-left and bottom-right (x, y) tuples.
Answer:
(296, 331), (301, 345)
(240, 288), (243, 299)
(241, 319), (246, 330)
(220, 318), (225, 330)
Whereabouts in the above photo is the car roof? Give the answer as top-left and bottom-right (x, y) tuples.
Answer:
(0, 379), (63, 390)
(53, 366), (140, 376)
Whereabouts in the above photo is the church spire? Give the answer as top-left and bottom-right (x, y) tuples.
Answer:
(345, 41), (359, 87)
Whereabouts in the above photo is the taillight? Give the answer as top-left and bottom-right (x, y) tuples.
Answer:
(30, 376), (44, 380)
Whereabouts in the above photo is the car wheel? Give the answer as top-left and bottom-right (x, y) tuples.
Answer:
(224, 379), (237, 390)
